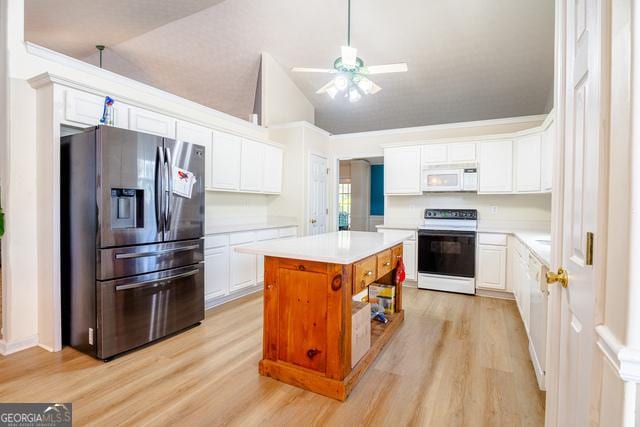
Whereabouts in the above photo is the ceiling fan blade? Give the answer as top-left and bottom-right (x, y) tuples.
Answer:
(341, 45), (358, 67)
(364, 63), (408, 75)
(316, 80), (335, 94)
(291, 67), (336, 73)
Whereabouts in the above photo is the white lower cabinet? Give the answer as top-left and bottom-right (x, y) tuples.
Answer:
(204, 226), (297, 307)
(204, 246), (229, 300)
(403, 240), (417, 281)
(477, 245), (507, 290)
(230, 243), (257, 292)
(476, 233), (508, 291)
(377, 228), (417, 281)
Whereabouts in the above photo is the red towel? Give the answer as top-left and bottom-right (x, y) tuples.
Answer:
(395, 256), (406, 284)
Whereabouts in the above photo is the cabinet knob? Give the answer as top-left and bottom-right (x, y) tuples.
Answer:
(384, 262), (391, 267)
(366, 271), (373, 276)
(307, 348), (322, 359)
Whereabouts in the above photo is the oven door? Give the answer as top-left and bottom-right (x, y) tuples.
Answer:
(418, 229), (476, 278)
(421, 169), (463, 192)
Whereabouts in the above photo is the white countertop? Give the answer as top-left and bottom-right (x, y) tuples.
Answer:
(206, 216), (297, 235)
(235, 231), (412, 264)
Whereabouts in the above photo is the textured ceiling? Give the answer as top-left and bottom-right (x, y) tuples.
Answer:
(24, 0), (228, 57)
(24, 0), (554, 134)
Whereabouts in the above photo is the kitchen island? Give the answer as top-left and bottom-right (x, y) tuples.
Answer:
(236, 231), (410, 400)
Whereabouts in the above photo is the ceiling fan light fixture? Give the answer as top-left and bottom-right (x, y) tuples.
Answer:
(334, 74), (349, 91)
(349, 86), (362, 103)
(357, 76), (374, 94)
(326, 85), (339, 99)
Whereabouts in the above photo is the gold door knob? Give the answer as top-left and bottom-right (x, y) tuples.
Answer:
(546, 268), (569, 288)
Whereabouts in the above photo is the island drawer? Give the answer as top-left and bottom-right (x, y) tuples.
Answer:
(353, 256), (377, 293)
(376, 249), (393, 277)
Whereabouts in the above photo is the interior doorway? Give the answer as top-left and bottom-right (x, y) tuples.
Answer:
(337, 157), (384, 231)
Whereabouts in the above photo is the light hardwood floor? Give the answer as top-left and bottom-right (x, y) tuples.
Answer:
(0, 288), (545, 426)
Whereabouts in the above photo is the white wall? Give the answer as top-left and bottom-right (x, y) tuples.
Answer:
(261, 52), (314, 127)
(267, 123), (331, 234)
(385, 193), (551, 229)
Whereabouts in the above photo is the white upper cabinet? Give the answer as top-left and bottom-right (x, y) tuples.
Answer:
(478, 140), (513, 193)
(448, 142), (476, 163)
(384, 146), (422, 195)
(210, 131), (242, 191)
(177, 121), (213, 188)
(540, 121), (554, 192)
(129, 107), (176, 138)
(64, 89), (128, 128)
(421, 142), (476, 165)
(262, 144), (283, 194)
(514, 134), (542, 192)
(421, 144), (448, 164)
(240, 140), (265, 192)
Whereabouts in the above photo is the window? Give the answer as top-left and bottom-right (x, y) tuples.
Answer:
(338, 183), (351, 230)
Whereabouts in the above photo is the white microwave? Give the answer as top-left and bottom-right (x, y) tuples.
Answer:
(421, 166), (478, 192)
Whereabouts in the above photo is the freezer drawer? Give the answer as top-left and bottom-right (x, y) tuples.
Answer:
(97, 239), (204, 280)
(96, 264), (204, 359)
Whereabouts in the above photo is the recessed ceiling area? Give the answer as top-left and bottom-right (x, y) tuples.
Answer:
(24, 0), (554, 134)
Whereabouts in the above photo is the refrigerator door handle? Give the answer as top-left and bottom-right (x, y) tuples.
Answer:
(115, 268), (199, 291)
(114, 244), (200, 259)
(155, 146), (164, 231)
(164, 146), (173, 232)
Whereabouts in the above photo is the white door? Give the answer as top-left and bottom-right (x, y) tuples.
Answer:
(551, 0), (602, 424)
(308, 154), (327, 235)
(211, 131), (241, 191)
(384, 146), (422, 194)
(478, 140), (513, 193)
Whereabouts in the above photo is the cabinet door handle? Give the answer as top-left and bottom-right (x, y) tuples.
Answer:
(366, 271), (373, 276)
(384, 262), (391, 267)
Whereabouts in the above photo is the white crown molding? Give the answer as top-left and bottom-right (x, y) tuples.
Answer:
(0, 334), (40, 356)
(596, 325), (640, 382)
(330, 114), (549, 140)
(25, 42), (264, 136)
(268, 121), (333, 137)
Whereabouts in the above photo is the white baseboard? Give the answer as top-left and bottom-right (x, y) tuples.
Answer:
(475, 288), (516, 300)
(205, 284), (263, 311)
(0, 334), (39, 356)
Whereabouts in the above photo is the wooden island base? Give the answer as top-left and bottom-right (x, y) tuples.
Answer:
(257, 241), (406, 401)
(259, 310), (404, 401)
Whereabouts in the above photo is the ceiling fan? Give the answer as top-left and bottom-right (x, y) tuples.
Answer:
(291, 0), (408, 103)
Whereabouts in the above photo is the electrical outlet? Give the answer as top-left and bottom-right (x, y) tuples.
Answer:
(490, 206), (498, 214)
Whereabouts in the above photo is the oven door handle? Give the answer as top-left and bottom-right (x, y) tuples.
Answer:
(418, 230), (476, 237)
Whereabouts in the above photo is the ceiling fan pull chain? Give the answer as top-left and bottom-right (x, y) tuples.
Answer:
(347, 0), (351, 46)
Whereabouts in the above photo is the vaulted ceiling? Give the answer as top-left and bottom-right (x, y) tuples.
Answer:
(25, 0), (554, 134)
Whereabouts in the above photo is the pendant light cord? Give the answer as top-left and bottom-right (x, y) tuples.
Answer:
(347, 0), (351, 46)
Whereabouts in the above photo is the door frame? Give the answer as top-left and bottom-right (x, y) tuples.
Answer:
(545, 0), (611, 423)
(330, 152), (382, 232)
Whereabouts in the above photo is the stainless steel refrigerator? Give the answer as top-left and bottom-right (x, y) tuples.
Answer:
(61, 126), (205, 359)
